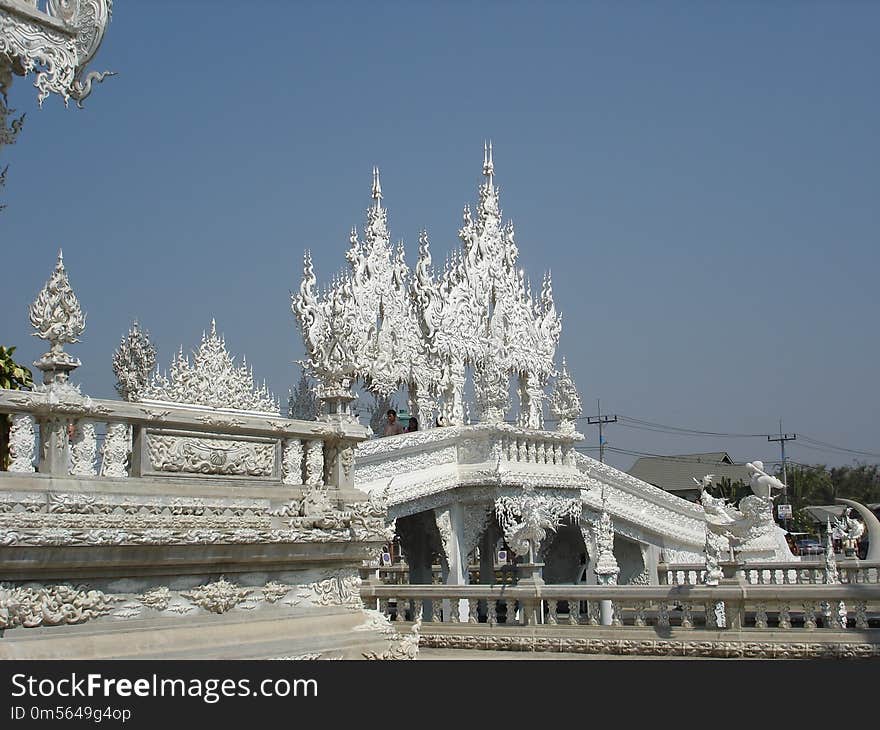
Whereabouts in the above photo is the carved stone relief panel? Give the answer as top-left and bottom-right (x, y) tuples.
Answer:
(145, 431), (276, 478)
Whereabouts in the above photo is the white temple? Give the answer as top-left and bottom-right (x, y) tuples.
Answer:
(291, 146), (797, 606)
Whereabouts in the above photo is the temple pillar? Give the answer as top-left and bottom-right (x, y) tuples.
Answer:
(396, 512), (439, 620)
(434, 504), (469, 619)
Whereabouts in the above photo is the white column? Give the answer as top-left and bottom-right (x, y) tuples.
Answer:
(434, 504), (469, 620)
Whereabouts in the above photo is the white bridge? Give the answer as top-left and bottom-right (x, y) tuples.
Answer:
(292, 146), (793, 595)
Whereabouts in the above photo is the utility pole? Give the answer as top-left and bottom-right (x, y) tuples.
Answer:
(767, 419), (796, 501)
(587, 399), (617, 464)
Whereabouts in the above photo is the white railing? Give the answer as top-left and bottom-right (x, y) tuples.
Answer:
(659, 561), (880, 586)
(0, 389), (367, 489)
(361, 580), (880, 633)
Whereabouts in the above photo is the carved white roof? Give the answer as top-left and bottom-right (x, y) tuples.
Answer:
(292, 145), (562, 424)
(139, 320), (279, 415)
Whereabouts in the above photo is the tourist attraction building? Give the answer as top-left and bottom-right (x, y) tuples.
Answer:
(1, 139), (879, 657)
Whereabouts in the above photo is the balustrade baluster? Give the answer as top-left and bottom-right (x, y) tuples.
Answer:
(681, 602), (693, 629)
(380, 598), (390, 618)
(657, 602), (670, 629)
(69, 420), (97, 476)
(536, 442), (546, 464)
(100, 422), (130, 478)
(754, 603), (768, 629)
(304, 439), (324, 486)
(8, 414), (36, 473)
(611, 602), (623, 627)
(281, 438), (304, 485)
(467, 599), (478, 624)
(517, 439), (526, 463)
(779, 603), (791, 630)
(547, 600), (558, 625)
(803, 602), (817, 630)
(634, 602), (647, 627)
(568, 598), (579, 625)
(506, 598), (517, 624)
(414, 600), (424, 623)
(449, 599), (460, 623)
(855, 601), (868, 630)
(431, 600), (442, 623)
(397, 597), (408, 621)
(587, 601), (600, 626)
(488, 601), (498, 627)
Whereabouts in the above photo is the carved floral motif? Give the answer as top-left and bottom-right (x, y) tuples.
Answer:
(181, 577), (251, 614)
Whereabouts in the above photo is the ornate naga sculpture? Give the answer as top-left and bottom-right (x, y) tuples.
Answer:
(0, 0), (115, 108)
(831, 507), (865, 556)
(1, 1), (114, 206)
(697, 463), (794, 563)
(293, 145), (563, 429)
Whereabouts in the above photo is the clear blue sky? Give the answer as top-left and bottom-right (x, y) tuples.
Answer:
(2, 2), (878, 471)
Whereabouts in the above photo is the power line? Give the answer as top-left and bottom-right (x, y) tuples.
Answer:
(616, 415), (767, 438)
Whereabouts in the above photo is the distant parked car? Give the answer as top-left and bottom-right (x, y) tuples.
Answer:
(796, 538), (823, 556)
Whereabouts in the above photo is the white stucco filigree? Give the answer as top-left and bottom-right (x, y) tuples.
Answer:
(0, 0), (114, 107)
(140, 320), (279, 415)
(112, 321), (156, 401)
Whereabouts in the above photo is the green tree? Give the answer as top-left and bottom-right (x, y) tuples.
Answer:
(781, 462), (880, 534)
(0, 346), (34, 469)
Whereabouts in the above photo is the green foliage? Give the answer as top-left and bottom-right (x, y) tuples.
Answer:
(0, 346), (33, 390)
(710, 476), (750, 504)
(0, 345), (34, 470)
(778, 462), (880, 535)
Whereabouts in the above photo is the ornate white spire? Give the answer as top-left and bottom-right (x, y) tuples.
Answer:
(371, 166), (383, 209)
(293, 148), (564, 429)
(28, 250), (86, 387)
(29, 249), (86, 355)
(550, 357), (582, 433)
(140, 320), (279, 414)
(112, 321), (157, 401)
(482, 140), (495, 184)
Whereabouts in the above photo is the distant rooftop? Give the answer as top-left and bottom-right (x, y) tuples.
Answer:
(628, 452), (752, 497)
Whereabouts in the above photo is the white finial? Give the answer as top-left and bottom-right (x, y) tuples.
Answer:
(371, 166), (383, 209)
(210, 318), (217, 337)
(57, 248), (64, 264)
(483, 140), (495, 180)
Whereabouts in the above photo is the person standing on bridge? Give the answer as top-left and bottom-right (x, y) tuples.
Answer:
(384, 409), (405, 437)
